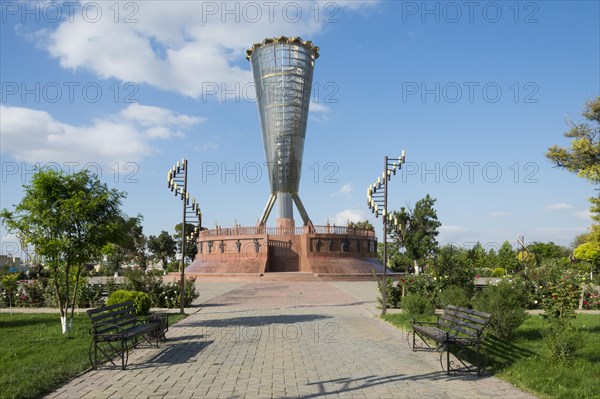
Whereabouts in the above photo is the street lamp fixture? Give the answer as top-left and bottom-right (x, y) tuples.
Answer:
(167, 159), (202, 315)
(367, 150), (406, 315)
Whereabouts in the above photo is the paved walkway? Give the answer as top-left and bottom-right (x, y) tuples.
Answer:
(46, 282), (536, 399)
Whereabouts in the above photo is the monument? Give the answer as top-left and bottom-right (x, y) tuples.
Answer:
(248, 36), (316, 231)
(186, 37), (384, 279)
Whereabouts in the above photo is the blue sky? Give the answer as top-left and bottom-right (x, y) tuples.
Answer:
(1, 0), (599, 259)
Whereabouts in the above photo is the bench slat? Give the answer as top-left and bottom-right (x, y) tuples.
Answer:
(90, 311), (136, 326)
(87, 301), (135, 316)
(440, 314), (486, 333)
(88, 306), (136, 323)
(438, 319), (480, 338)
(446, 305), (491, 319)
(443, 309), (489, 326)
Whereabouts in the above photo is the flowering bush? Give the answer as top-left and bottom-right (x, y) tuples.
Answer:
(541, 271), (584, 363)
(16, 279), (45, 307)
(582, 289), (600, 310)
(159, 277), (199, 308)
(541, 272), (581, 320)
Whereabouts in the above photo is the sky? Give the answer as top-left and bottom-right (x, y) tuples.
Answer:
(1, 0), (599, 260)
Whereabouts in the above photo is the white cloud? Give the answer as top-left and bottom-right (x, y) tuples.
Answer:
(309, 102), (330, 113)
(330, 209), (367, 226)
(574, 210), (592, 220)
(41, 1), (376, 99)
(437, 225), (469, 245)
(330, 182), (353, 197)
(489, 212), (509, 218)
(533, 226), (587, 241)
(195, 142), (220, 151)
(439, 225), (466, 233)
(0, 104), (203, 165)
(544, 203), (575, 211)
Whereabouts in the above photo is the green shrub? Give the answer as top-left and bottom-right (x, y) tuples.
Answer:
(544, 321), (580, 364)
(16, 279), (45, 307)
(104, 277), (121, 297)
(78, 284), (104, 307)
(401, 293), (434, 316)
(106, 290), (151, 315)
(491, 267), (506, 277)
(132, 291), (152, 314)
(375, 276), (402, 308)
(1, 274), (19, 307)
(541, 272), (582, 363)
(159, 278), (200, 308)
(437, 285), (470, 308)
(41, 275), (89, 308)
(472, 279), (528, 338)
(122, 269), (164, 307)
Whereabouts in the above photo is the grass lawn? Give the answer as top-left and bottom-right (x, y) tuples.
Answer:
(383, 312), (600, 399)
(0, 312), (185, 399)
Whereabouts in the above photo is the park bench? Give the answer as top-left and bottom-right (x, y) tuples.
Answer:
(87, 301), (160, 370)
(410, 305), (492, 376)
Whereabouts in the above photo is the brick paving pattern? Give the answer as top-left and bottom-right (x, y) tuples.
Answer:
(46, 282), (536, 398)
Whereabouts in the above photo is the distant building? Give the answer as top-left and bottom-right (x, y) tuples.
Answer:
(0, 254), (23, 272)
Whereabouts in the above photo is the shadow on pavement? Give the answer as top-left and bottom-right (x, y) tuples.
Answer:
(129, 340), (214, 368)
(302, 371), (481, 398)
(184, 314), (332, 328)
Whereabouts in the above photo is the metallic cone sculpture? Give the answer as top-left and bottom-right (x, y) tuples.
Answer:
(247, 37), (319, 229)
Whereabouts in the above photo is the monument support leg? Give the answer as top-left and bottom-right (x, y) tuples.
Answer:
(292, 193), (314, 231)
(259, 194), (277, 226)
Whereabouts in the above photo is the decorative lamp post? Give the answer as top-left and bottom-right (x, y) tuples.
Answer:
(167, 159), (202, 315)
(367, 151), (406, 315)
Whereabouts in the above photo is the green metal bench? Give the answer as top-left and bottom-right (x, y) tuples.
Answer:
(410, 305), (492, 376)
(87, 301), (160, 370)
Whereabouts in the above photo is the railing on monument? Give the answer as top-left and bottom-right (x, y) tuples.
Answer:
(199, 225), (376, 238)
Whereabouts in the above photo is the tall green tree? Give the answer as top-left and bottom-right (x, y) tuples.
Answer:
(147, 231), (177, 271)
(431, 244), (475, 296)
(388, 194), (441, 273)
(467, 242), (489, 270)
(547, 96), (600, 247)
(1, 169), (125, 334)
(103, 215), (147, 273)
(497, 240), (519, 273)
(527, 242), (570, 266)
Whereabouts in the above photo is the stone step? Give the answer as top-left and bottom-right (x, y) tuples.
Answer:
(259, 272), (320, 282)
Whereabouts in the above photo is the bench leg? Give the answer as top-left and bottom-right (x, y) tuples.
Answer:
(120, 340), (130, 370)
(446, 343), (450, 375)
(89, 340), (98, 370)
(445, 333), (450, 375)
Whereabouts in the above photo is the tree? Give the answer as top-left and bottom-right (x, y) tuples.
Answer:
(497, 241), (519, 273)
(103, 215), (147, 273)
(347, 220), (374, 231)
(388, 194), (441, 273)
(546, 97), (600, 249)
(431, 244), (475, 297)
(527, 242), (570, 266)
(546, 96), (600, 188)
(573, 241), (600, 266)
(1, 169), (125, 334)
(173, 222), (197, 263)
(147, 231), (177, 271)
(467, 242), (489, 270)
